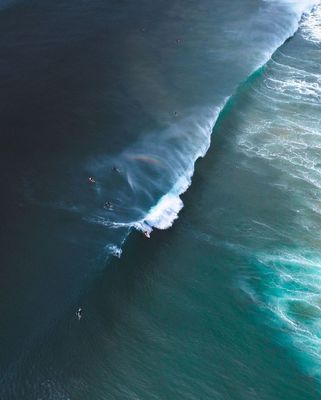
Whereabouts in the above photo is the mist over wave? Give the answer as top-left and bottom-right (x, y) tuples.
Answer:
(84, 0), (321, 245)
(85, 107), (220, 236)
(2, 1), (321, 398)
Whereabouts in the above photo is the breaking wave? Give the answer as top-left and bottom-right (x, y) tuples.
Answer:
(88, 0), (320, 245)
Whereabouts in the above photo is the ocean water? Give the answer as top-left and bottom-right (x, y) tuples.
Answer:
(1, 0), (321, 399)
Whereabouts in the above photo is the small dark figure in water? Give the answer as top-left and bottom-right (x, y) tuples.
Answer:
(88, 176), (96, 184)
(112, 166), (121, 173)
(175, 38), (182, 44)
(104, 201), (113, 210)
(173, 111), (178, 117)
(76, 307), (82, 320)
(143, 230), (150, 238)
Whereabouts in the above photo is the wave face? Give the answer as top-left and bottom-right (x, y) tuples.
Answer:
(75, 1), (320, 245)
(20, 1), (317, 257)
(0, 0), (319, 400)
(230, 3), (321, 382)
(85, 107), (220, 237)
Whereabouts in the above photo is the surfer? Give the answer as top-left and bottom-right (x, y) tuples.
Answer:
(104, 201), (113, 210)
(143, 230), (150, 238)
(112, 166), (121, 173)
(88, 176), (96, 184)
(76, 307), (82, 320)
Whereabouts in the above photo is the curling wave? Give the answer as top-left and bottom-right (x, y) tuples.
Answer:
(25, 0), (321, 256)
(89, 0), (321, 245)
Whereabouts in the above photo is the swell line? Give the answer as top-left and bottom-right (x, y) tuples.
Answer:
(82, 1), (321, 263)
(119, 5), (320, 237)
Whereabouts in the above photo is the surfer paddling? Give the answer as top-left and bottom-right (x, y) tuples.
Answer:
(104, 201), (113, 210)
(88, 176), (96, 184)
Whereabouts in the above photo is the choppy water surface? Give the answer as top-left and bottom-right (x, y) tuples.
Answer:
(1, 0), (321, 399)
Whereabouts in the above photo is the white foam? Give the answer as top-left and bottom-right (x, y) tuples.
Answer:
(265, 0), (319, 16)
(105, 244), (122, 258)
(267, 77), (321, 99)
(87, 1), (321, 245)
(88, 106), (222, 238)
(88, 186), (184, 236)
(130, 107), (223, 236)
(301, 4), (321, 43)
(132, 175), (190, 235)
(142, 194), (183, 231)
(140, 1), (321, 239)
(255, 251), (321, 377)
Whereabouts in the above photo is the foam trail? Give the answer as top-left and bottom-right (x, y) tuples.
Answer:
(105, 244), (122, 258)
(134, 177), (191, 235)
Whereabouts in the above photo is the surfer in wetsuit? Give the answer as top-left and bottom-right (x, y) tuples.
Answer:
(104, 201), (113, 210)
(112, 166), (121, 173)
(88, 176), (96, 184)
(76, 307), (82, 320)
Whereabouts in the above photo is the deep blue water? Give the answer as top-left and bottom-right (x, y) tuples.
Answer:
(1, 0), (321, 399)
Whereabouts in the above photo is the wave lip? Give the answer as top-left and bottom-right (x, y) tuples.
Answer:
(136, 193), (183, 234)
(126, 107), (223, 236)
(133, 171), (197, 235)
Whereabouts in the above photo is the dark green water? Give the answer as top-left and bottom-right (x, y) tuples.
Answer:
(1, 1), (321, 399)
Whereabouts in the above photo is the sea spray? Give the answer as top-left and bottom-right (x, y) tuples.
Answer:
(86, 106), (221, 236)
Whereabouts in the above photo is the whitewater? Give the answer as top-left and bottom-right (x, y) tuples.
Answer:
(231, 2), (321, 383)
(2, 1), (321, 399)
(83, 0), (321, 252)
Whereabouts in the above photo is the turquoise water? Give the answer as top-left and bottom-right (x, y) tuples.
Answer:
(235, 6), (321, 380)
(1, 1), (321, 399)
